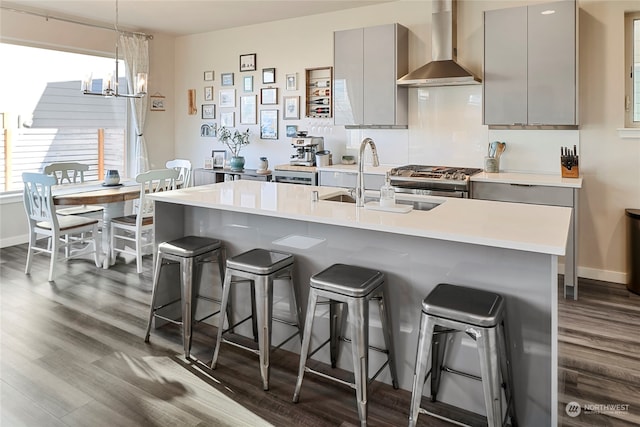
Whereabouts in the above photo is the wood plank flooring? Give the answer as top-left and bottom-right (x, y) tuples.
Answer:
(1, 244), (639, 426)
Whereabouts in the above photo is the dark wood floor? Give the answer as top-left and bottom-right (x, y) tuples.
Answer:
(1, 244), (639, 426)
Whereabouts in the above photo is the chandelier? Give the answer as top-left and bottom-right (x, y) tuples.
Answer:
(82, 0), (147, 98)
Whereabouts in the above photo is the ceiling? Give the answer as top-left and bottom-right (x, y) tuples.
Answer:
(2, 0), (396, 37)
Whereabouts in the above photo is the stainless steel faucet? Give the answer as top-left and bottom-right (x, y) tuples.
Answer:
(356, 137), (380, 207)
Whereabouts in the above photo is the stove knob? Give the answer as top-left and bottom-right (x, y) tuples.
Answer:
(454, 172), (465, 180)
(444, 172), (452, 179)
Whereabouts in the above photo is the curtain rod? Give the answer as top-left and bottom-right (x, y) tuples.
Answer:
(1, 5), (153, 40)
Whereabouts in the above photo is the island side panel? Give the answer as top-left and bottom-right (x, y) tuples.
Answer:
(152, 204), (556, 426)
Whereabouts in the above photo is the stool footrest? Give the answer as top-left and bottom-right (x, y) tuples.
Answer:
(418, 408), (471, 427)
(152, 297), (182, 312)
(305, 366), (356, 390)
(340, 336), (389, 355)
(442, 365), (482, 382)
(152, 314), (182, 326)
(195, 309), (222, 324)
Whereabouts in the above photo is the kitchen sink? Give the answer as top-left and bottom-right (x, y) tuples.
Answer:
(322, 193), (357, 203)
(320, 192), (442, 211)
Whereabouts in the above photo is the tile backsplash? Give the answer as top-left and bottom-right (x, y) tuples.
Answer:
(345, 84), (579, 174)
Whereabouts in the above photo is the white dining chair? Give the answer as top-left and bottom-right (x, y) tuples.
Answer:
(165, 159), (192, 188)
(44, 162), (104, 216)
(22, 172), (102, 282)
(110, 168), (179, 274)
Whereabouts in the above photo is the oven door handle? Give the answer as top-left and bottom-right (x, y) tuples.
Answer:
(394, 188), (467, 198)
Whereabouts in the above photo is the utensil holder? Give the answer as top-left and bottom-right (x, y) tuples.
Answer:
(484, 157), (499, 173)
(561, 163), (579, 178)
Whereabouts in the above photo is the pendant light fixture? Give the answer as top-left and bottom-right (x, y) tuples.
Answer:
(82, 0), (147, 98)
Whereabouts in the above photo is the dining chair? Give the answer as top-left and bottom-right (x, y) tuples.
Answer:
(22, 172), (102, 282)
(44, 162), (104, 216)
(166, 159), (192, 188)
(110, 168), (179, 274)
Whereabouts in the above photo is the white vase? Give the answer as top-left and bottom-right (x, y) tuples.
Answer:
(258, 157), (268, 171)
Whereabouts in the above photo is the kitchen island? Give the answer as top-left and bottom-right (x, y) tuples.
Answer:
(149, 180), (572, 426)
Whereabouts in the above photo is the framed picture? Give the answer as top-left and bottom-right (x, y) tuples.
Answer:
(221, 73), (234, 86)
(260, 109), (278, 139)
(286, 125), (298, 137)
(150, 95), (165, 111)
(200, 123), (215, 137)
(220, 111), (235, 128)
(260, 87), (278, 105)
(283, 96), (299, 120)
(243, 76), (253, 92)
(262, 67), (276, 84)
(204, 86), (213, 101)
(212, 150), (226, 168)
(286, 73), (297, 91)
(204, 70), (214, 81)
(219, 89), (236, 108)
(201, 104), (215, 119)
(240, 95), (257, 124)
(239, 53), (256, 72)
(204, 157), (214, 169)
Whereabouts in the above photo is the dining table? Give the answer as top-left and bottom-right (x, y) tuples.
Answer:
(53, 180), (141, 268)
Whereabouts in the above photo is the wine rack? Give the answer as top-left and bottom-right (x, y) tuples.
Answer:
(305, 66), (333, 118)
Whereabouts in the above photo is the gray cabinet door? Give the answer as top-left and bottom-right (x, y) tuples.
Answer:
(364, 24), (407, 126)
(334, 24), (407, 127)
(528, 0), (576, 125)
(334, 28), (364, 126)
(483, 6), (528, 125)
(483, 0), (577, 126)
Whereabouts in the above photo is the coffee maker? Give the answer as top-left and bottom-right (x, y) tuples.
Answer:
(290, 136), (324, 166)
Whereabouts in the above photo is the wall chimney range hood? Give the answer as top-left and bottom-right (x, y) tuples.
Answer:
(397, 0), (481, 87)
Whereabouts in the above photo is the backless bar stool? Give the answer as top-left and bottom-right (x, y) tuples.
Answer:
(408, 283), (517, 427)
(211, 248), (302, 391)
(144, 236), (226, 360)
(293, 263), (398, 427)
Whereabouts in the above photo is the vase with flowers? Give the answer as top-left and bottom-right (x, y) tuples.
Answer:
(218, 127), (251, 171)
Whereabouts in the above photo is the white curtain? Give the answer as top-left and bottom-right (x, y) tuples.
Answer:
(119, 33), (149, 175)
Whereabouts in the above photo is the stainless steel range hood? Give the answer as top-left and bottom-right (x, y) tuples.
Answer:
(397, 0), (481, 87)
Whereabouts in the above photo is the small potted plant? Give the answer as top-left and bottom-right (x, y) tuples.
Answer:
(218, 127), (251, 171)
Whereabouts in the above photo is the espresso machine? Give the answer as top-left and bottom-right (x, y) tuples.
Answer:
(289, 136), (324, 166)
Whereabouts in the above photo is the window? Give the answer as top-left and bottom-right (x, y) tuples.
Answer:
(0, 43), (128, 193)
(625, 12), (640, 127)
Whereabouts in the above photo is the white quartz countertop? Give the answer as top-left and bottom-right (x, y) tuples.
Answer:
(471, 172), (583, 188)
(150, 181), (571, 256)
(319, 165), (583, 188)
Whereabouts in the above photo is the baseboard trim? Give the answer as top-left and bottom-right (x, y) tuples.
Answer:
(578, 266), (627, 285)
(1, 234), (28, 249)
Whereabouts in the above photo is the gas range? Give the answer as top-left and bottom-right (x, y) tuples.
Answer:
(388, 165), (482, 198)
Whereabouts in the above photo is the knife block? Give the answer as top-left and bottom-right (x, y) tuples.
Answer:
(561, 163), (579, 178)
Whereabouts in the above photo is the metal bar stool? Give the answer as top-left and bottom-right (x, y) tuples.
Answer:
(408, 283), (517, 427)
(210, 248), (302, 391)
(144, 236), (226, 360)
(292, 263), (399, 427)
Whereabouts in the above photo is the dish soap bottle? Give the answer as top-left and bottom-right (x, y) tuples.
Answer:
(379, 171), (396, 208)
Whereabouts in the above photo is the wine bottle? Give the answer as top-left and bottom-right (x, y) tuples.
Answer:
(309, 98), (329, 105)
(311, 89), (330, 96)
(311, 80), (330, 88)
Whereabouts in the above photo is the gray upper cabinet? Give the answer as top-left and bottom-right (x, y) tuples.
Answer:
(334, 23), (408, 128)
(483, 0), (577, 126)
